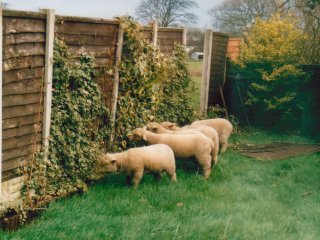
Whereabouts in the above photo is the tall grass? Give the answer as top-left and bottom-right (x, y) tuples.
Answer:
(1, 131), (319, 239)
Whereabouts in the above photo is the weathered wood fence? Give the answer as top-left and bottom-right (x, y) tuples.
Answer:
(227, 38), (241, 61)
(0, 9), (185, 210)
(200, 31), (229, 112)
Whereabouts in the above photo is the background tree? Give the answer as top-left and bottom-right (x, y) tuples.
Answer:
(209, 0), (319, 62)
(296, 0), (320, 63)
(186, 28), (205, 56)
(135, 0), (198, 27)
(208, 0), (281, 36)
(234, 14), (309, 130)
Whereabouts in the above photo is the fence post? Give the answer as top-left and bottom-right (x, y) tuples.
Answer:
(182, 27), (187, 47)
(42, 9), (55, 160)
(152, 22), (158, 47)
(0, 6), (3, 198)
(109, 24), (124, 147)
(200, 29), (213, 113)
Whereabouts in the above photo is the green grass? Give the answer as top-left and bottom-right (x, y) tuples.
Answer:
(188, 60), (202, 112)
(1, 130), (319, 239)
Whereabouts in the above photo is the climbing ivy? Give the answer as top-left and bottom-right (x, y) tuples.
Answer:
(155, 44), (194, 125)
(113, 17), (195, 150)
(21, 18), (194, 209)
(23, 39), (109, 207)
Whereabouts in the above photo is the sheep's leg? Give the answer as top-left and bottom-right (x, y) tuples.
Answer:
(132, 170), (143, 188)
(126, 174), (133, 186)
(153, 172), (162, 182)
(213, 151), (218, 165)
(166, 168), (177, 182)
(169, 172), (177, 182)
(197, 154), (211, 179)
(220, 141), (228, 153)
(202, 165), (211, 179)
(220, 131), (230, 153)
(212, 139), (219, 165)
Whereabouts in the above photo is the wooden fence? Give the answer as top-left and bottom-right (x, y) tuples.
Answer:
(227, 38), (241, 61)
(200, 30), (229, 112)
(0, 9), (185, 211)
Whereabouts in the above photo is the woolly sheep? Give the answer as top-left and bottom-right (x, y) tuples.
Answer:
(99, 144), (177, 187)
(130, 127), (214, 179)
(146, 122), (200, 135)
(189, 118), (233, 153)
(159, 121), (219, 164)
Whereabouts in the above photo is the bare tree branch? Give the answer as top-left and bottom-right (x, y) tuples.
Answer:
(135, 0), (198, 27)
(208, 0), (283, 36)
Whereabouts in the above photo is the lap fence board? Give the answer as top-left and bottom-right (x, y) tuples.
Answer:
(234, 142), (320, 160)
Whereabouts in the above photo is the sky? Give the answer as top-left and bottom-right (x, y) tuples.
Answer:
(3, 0), (224, 28)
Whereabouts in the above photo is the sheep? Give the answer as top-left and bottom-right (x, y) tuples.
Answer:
(189, 118), (233, 153)
(150, 122), (219, 164)
(146, 122), (200, 135)
(98, 144), (177, 187)
(130, 127), (214, 179)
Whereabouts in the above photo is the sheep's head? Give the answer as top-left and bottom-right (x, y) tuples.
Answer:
(129, 127), (147, 141)
(98, 153), (118, 173)
(146, 122), (163, 133)
(161, 121), (177, 130)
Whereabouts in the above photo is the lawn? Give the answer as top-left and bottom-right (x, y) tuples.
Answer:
(1, 130), (319, 240)
(188, 60), (202, 112)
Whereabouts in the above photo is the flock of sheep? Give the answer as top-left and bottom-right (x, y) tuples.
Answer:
(99, 118), (233, 187)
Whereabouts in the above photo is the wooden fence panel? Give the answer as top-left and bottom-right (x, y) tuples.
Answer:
(227, 38), (241, 61)
(142, 26), (153, 43)
(207, 32), (229, 107)
(200, 31), (229, 112)
(55, 16), (119, 108)
(157, 28), (183, 54)
(2, 11), (45, 183)
(1, 9), (185, 207)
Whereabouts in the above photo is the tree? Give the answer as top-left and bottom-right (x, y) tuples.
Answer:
(295, 0), (320, 63)
(186, 28), (205, 55)
(208, 0), (290, 36)
(135, 0), (198, 27)
(235, 14), (309, 130)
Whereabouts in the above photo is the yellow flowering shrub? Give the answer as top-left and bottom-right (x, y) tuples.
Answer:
(235, 14), (310, 130)
(238, 14), (307, 66)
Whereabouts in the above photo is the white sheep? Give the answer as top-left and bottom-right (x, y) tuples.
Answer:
(151, 122), (219, 164)
(190, 118), (233, 153)
(99, 144), (177, 187)
(130, 127), (214, 179)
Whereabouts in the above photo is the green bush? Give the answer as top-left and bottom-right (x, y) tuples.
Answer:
(155, 44), (194, 125)
(113, 17), (194, 150)
(235, 14), (310, 130)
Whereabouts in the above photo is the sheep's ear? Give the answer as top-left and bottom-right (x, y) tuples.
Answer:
(111, 159), (116, 164)
(142, 128), (147, 141)
(142, 133), (147, 141)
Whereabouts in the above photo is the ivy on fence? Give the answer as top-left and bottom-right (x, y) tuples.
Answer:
(22, 39), (109, 208)
(20, 17), (194, 212)
(112, 17), (195, 150)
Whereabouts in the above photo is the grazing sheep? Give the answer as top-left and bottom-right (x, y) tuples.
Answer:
(189, 118), (233, 153)
(146, 122), (200, 135)
(130, 127), (214, 179)
(155, 122), (219, 164)
(99, 144), (177, 187)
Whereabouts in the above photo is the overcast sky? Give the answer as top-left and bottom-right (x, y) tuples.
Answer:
(4, 0), (224, 28)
